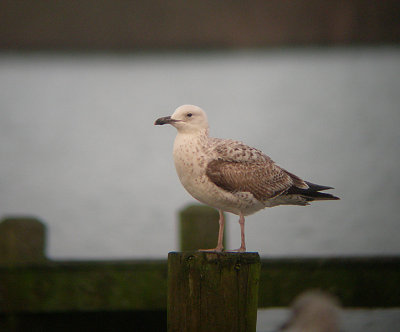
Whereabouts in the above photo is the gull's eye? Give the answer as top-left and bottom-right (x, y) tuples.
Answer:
(187, 113), (193, 118)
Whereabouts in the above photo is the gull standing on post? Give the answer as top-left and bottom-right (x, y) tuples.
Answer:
(155, 105), (339, 252)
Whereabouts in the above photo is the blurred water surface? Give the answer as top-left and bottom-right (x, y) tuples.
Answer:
(0, 47), (399, 259)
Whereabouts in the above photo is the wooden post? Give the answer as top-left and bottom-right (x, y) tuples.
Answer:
(168, 251), (260, 332)
(0, 217), (47, 265)
(179, 204), (226, 251)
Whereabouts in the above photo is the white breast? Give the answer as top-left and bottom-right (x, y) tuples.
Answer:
(173, 133), (208, 195)
(172, 132), (264, 216)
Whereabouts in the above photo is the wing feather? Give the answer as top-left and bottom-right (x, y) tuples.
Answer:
(206, 140), (301, 201)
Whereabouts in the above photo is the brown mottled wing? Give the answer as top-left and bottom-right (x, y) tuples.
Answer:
(206, 143), (295, 201)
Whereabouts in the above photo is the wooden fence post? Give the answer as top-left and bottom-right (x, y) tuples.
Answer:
(179, 204), (226, 251)
(168, 251), (260, 332)
(0, 217), (47, 265)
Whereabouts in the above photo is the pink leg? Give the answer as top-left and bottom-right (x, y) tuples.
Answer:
(198, 209), (225, 252)
(229, 213), (246, 252)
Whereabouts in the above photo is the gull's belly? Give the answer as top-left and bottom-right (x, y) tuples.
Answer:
(173, 135), (265, 215)
(174, 157), (264, 215)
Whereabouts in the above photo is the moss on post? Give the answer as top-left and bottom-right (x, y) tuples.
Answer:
(168, 251), (260, 332)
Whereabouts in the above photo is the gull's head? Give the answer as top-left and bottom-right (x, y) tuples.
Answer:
(154, 105), (209, 134)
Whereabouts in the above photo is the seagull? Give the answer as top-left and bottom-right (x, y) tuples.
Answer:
(279, 290), (340, 332)
(155, 105), (339, 252)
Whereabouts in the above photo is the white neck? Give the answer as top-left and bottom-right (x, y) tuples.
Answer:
(176, 127), (209, 137)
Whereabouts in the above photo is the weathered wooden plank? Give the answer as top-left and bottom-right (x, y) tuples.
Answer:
(0, 260), (167, 313)
(167, 252), (260, 332)
(258, 257), (400, 308)
(1, 257), (399, 313)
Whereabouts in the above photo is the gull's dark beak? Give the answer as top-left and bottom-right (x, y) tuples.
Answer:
(154, 116), (177, 125)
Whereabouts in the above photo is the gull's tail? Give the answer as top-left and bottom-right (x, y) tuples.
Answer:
(286, 181), (340, 201)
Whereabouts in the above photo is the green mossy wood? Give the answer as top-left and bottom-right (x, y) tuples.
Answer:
(168, 251), (260, 332)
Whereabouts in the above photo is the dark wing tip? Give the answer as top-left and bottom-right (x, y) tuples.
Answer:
(305, 181), (334, 191)
(287, 181), (340, 201)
